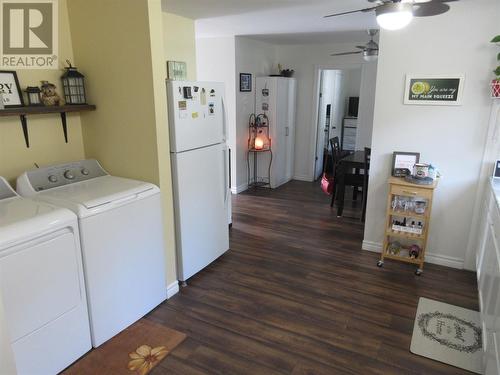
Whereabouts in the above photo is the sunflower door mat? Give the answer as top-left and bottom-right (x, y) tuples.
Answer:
(411, 297), (482, 374)
(63, 319), (186, 375)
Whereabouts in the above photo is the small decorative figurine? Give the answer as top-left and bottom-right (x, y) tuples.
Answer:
(40, 81), (63, 106)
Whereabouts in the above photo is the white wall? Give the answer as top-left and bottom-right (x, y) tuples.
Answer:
(363, 0), (499, 269)
(234, 37), (277, 192)
(0, 293), (16, 375)
(275, 43), (378, 181)
(356, 62), (378, 150)
(196, 36), (237, 189)
(344, 68), (362, 104)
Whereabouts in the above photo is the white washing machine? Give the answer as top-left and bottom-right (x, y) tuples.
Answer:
(17, 160), (167, 347)
(0, 177), (91, 374)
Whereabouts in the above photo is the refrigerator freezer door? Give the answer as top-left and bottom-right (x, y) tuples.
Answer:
(171, 143), (230, 281)
(167, 81), (225, 153)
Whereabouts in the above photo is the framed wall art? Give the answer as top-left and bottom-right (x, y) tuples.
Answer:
(167, 61), (187, 81)
(392, 151), (420, 177)
(0, 71), (23, 107)
(404, 74), (465, 106)
(240, 73), (252, 92)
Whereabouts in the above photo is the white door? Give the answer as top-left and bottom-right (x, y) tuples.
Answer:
(331, 71), (345, 140)
(171, 143), (229, 281)
(272, 79), (289, 188)
(315, 71), (341, 180)
(285, 79), (297, 181)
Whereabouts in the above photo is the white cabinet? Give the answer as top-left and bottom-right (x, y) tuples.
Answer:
(477, 183), (500, 374)
(256, 77), (297, 188)
(342, 117), (358, 152)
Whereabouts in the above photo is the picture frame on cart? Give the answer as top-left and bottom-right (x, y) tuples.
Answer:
(392, 151), (420, 177)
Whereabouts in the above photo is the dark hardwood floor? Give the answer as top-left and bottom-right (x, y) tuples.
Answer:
(149, 180), (478, 375)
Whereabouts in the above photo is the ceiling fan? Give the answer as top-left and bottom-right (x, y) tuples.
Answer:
(324, 0), (459, 31)
(331, 29), (379, 61)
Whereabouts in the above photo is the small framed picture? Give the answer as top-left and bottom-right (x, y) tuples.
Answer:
(240, 73), (252, 92)
(404, 74), (465, 106)
(0, 71), (24, 108)
(392, 152), (420, 177)
(167, 61), (187, 81)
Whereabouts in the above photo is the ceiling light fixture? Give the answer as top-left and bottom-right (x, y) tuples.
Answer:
(375, 3), (413, 31)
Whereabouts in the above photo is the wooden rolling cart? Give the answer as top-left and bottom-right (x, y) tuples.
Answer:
(377, 177), (438, 275)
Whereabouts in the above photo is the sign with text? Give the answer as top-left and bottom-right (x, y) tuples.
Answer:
(404, 75), (465, 106)
(0, 0), (58, 69)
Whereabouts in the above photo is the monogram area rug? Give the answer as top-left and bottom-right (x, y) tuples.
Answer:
(410, 297), (482, 374)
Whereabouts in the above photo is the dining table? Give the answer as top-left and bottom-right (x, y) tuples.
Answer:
(335, 150), (366, 217)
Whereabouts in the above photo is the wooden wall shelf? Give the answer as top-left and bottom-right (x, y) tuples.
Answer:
(0, 104), (96, 147)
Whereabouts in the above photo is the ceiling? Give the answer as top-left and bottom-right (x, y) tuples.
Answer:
(162, 0), (378, 39)
(245, 30), (374, 45)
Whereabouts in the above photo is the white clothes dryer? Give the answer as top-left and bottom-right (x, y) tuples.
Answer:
(0, 177), (91, 374)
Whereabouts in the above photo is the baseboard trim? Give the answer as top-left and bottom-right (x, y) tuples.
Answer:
(231, 183), (248, 194)
(293, 174), (312, 182)
(166, 281), (179, 299)
(361, 241), (464, 269)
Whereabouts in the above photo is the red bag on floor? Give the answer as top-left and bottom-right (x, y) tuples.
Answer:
(321, 173), (334, 195)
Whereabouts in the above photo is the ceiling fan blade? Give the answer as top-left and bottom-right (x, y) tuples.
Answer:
(330, 51), (363, 56)
(356, 46), (366, 49)
(413, 2), (450, 17)
(324, 6), (377, 18)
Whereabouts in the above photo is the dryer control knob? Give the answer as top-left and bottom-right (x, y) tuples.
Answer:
(81, 168), (90, 176)
(64, 170), (75, 180)
(48, 175), (58, 183)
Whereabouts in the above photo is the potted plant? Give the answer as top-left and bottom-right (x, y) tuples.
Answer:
(492, 35), (500, 98)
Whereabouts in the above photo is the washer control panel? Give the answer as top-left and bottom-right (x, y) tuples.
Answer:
(24, 160), (108, 192)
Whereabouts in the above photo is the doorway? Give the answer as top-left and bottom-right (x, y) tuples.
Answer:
(313, 67), (363, 181)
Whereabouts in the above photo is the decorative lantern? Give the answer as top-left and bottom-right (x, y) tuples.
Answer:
(61, 60), (86, 104)
(25, 86), (42, 106)
(254, 136), (264, 150)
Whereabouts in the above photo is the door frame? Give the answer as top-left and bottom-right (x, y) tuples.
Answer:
(309, 63), (364, 182)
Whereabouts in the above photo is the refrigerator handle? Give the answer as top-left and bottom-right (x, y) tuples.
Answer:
(223, 147), (229, 206)
(221, 96), (228, 142)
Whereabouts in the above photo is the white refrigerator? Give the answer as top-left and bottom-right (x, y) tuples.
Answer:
(167, 80), (230, 282)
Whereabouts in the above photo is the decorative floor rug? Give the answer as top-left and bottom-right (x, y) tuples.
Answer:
(63, 319), (186, 375)
(411, 297), (483, 374)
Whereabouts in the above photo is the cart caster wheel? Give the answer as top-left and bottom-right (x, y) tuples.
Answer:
(377, 261), (384, 267)
(415, 269), (423, 276)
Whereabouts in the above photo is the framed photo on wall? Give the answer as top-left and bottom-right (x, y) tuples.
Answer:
(240, 73), (252, 92)
(404, 74), (465, 106)
(167, 61), (187, 80)
(392, 152), (420, 177)
(0, 71), (23, 108)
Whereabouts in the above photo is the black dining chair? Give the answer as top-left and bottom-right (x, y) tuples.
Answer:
(361, 147), (371, 222)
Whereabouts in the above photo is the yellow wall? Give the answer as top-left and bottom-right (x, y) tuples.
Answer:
(0, 0), (84, 185)
(150, 5), (178, 288)
(67, 0), (178, 287)
(162, 12), (197, 80)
